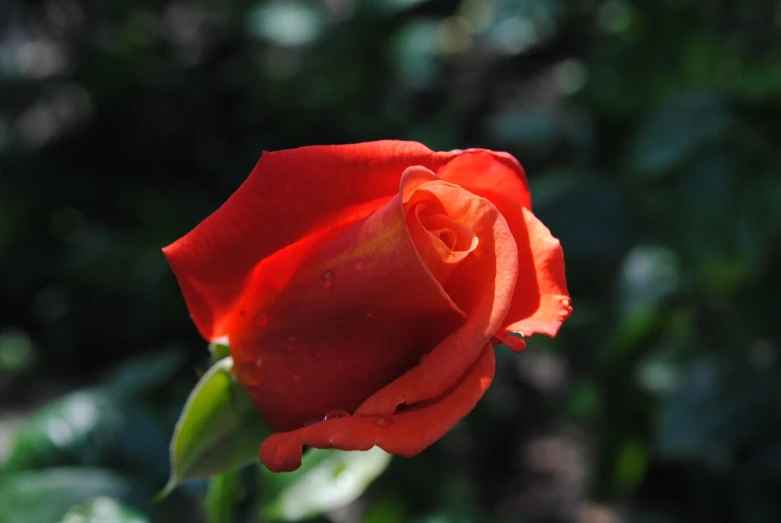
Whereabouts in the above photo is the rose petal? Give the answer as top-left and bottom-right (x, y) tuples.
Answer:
(227, 168), (466, 431)
(259, 344), (495, 472)
(437, 149), (531, 211)
(435, 151), (570, 342)
(163, 142), (459, 340)
(406, 201), (479, 285)
(355, 181), (518, 417)
(500, 207), (571, 341)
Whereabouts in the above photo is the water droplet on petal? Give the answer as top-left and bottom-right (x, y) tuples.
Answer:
(363, 312), (374, 321)
(255, 312), (269, 327)
(323, 409), (351, 421)
(255, 359), (264, 369)
(375, 417), (393, 428)
(292, 373), (301, 383)
(320, 271), (334, 288)
(354, 260), (365, 271)
(285, 336), (298, 352)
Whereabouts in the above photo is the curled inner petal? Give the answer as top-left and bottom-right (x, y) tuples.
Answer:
(406, 201), (479, 285)
(419, 213), (476, 251)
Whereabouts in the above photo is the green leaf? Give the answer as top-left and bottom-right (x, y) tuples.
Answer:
(3, 389), (170, 480)
(208, 339), (231, 364)
(161, 357), (270, 496)
(59, 497), (149, 523)
(260, 446), (392, 521)
(204, 470), (240, 523)
(0, 468), (150, 523)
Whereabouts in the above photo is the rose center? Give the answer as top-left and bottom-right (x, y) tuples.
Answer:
(418, 212), (476, 252)
(405, 200), (479, 285)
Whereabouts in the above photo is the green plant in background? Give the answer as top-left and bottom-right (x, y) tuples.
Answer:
(2, 0), (781, 522)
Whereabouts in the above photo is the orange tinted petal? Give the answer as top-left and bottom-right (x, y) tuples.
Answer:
(436, 150), (570, 342)
(437, 149), (531, 211)
(406, 203), (479, 285)
(500, 207), (571, 340)
(259, 345), (495, 472)
(227, 169), (465, 432)
(163, 141), (460, 340)
(355, 181), (518, 417)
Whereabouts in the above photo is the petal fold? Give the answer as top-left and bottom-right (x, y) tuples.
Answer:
(500, 207), (572, 338)
(259, 345), (495, 472)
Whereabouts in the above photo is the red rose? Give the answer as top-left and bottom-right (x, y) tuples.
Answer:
(163, 141), (571, 472)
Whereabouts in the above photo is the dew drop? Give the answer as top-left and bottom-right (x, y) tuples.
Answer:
(375, 417), (393, 428)
(292, 373), (301, 383)
(255, 312), (269, 327)
(284, 336), (298, 352)
(323, 409), (351, 421)
(320, 271), (335, 288)
(354, 260), (365, 271)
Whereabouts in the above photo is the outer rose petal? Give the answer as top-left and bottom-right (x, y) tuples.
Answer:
(163, 142), (530, 341)
(500, 207), (571, 341)
(355, 181), (518, 417)
(164, 141), (454, 339)
(259, 345), (495, 472)
(437, 149), (531, 211)
(436, 154), (571, 344)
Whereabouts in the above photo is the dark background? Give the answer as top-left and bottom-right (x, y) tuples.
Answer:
(1, 0), (781, 522)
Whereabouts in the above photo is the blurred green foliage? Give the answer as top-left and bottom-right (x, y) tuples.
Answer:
(1, 0), (781, 522)
(59, 497), (150, 523)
